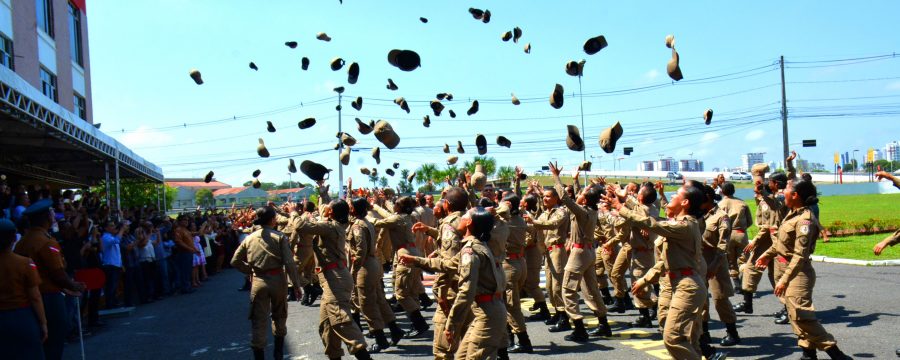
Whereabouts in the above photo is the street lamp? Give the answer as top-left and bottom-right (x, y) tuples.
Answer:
(853, 149), (859, 173)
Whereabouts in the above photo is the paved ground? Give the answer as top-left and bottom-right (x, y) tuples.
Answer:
(64, 262), (900, 359)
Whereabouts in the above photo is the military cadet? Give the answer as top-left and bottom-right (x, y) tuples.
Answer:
(14, 199), (85, 360)
(618, 182), (659, 328)
(521, 193), (550, 321)
(546, 162), (612, 341)
(523, 184), (569, 330)
(413, 194), (437, 262)
(347, 197), (405, 353)
(294, 199), (372, 360)
(594, 198), (617, 307)
(444, 207), (508, 359)
(873, 171), (900, 256)
(291, 201), (321, 306)
(717, 182), (753, 292)
(755, 179), (853, 360)
(230, 206), (303, 360)
(499, 193), (534, 353)
(698, 185), (742, 349)
(609, 181), (710, 360)
(370, 196), (430, 337)
(606, 183), (639, 314)
(0, 218), (47, 359)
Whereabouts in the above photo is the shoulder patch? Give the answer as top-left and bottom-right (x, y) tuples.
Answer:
(799, 224), (810, 235)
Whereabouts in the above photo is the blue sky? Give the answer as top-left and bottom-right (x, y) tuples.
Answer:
(85, 0), (900, 188)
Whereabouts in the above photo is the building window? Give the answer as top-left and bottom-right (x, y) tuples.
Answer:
(68, 3), (83, 66)
(40, 67), (57, 102)
(36, 0), (54, 38)
(0, 35), (13, 70)
(74, 93), (86, 119)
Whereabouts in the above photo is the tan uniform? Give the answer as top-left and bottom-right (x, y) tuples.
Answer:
(620, 210), (707, 360)
(293, 217), (367, 358)
(742, 193), (780, 293)
(762, 207), (838, 351)
(523, 210), (546, 303)
(230, 226), (304, 349)
(502, 213), (528, 334)
(447, 236), (507, 359)
(531, 206), (569, 313)
(347, 218), (394, 331)
(701, 206), (737, 324)
(620, 198), (657, 308)
(372, 205), (426, 313)
(419, 211), (466, 359)
(608, 207), (633, 299)
(594, 211), (618, 291)
(718, 196), (752, 278)
(555, 180), (607, 321)
(289, 212), (318, 286)
(413, 206), (437, 256)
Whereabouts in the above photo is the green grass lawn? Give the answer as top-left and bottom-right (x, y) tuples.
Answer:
(813, 233), (900, 261)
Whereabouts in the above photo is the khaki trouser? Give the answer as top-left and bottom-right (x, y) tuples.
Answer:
(524, 245), (545, 303)
(594, 245), (609, 289)
(296, 246), (317, 285)
(353, 258), (395, 331)
(249, 273), (288, 349)
(503, 257), (527, 334)
(546, 245), (568, 311)
(631, 248), (656, 309)
(454, 299), (507, 360)
(702, 252), (737, 324)
(656, 273), (672, 334)
(393, 246), (425, 313)
(317, 268), (367, 358)
(562, 246), (607, 321)
(728, 231), (749, 278)
(742, 230), (774, 293)
(664, 274), (706, 360)
(610, 245), (633, 298)
(774, 258), (838, 351)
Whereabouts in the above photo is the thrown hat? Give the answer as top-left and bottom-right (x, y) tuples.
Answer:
(301, 57), (310, 70)
(189, 69), (203, 85)
(252, 169), (261, 178)
(511, 93), (520, 105)
(513, 27), (523, 43)
(360, 167), (371, 175)
(374, 120), (400, 149)
(423, 115), (431, 128)
(333, 142), (341, 150)
(436, 93), (453, 101)
(23, 199), (52, 216)
(430, 100), (445, 116)
(347, 62), (360, 84)
(204, 171), (214, 183)
(703, 109), (713, 125)
(578, 161), (592, 172)
(448, 109), (456, 118)
(583, 35), (608, 55)
(257, 138), (270, 158)
(443, 144), (450, 153)
(285, 41), (298, 48)
(371, 168), (378, 177)
(385, 169), (395, 177)
(316, 32), (332, 41)
(371, 146), (381, 164)
(351, 96), (363, 111)
(252, 179), (262, 189)
(467, 100), (479, 116)
(524, 43), (531, 54)
(447, 156), (459, 165)
(340, 147), (351, 165)
(665, 34), (675, 49)
(497, 136), (511, 148)
(387, 49), (421, 71)
(501, 31), (513, 42)
(598, 121), (623, 154)
(301, 160), (331, 182)
(298, 118), (316, 129)
(386, 78), (398, 91)
(565, 60), (586, 77)
(330, 57), (345, 71)
(288, 159), (297, 173)
(394, 97), (410, 113)
(566, 125), (584, 151)
(751, 163), (770, 184)
(339, 132), (357, 146)
(518, 173), (528, 180)
(356, 118), (373, 134)
(392, 162), (400, 169)
(482, 9), (491, 23)
(667, 49), (683, 81)
(420, 17), (428, 23)
(407, 172), (416, 183)
(456, 141), (465, 154)
(266, 121), (276, 133)
(469, 8), (484, 20)
(249, 62), (258, 71)
(550, 84), (564, 109)
(475, 134), (487, 155)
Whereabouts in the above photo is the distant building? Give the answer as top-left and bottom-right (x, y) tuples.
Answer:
(678, 159), (703, 172)
(214, 187), (268, 207)
(267, 187), (315, 203)
(637, 161), (654, 171)
(796, 159), (809, 171)
(741, 153), (765, 171)
(809, 162), (827, 171)
(166, 178), (232, 209)
(655, 157), (677, 172)
(884, 141), (900, 162)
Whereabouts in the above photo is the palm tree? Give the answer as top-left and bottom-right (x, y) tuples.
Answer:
(463, 156), (497, 177)
(415, 163), (438, 185)
(496, 165), (516, 182)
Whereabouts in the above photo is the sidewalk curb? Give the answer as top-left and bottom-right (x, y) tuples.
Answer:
(811, 255), (900, 266)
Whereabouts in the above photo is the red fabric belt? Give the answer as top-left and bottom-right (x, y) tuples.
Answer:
(475, 293), (502, 303)
(547, 244), (564, 252)
(507, 252), (524, 260)
(769, 228), (777, 235)
(397, 242), (416, 250)
(733, 229), (746, 234)
(666, 268), (694, 280)
(776, 255), (789, 264)
(316, 260), (347, 273)
(572, 243), (591, 249)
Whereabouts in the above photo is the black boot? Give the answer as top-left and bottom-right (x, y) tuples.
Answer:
(528, 301), (538, 312)
(548, 312), (571, 332)
(624, 295), (635, 310)
(308, 284), (323, 307)
(404, 310), (429, 338)
(648, 305), (658, 322)
(300, 284), (312, 305)
(824, 346), (853, 360)
(507, 326), (514, 348)
(544, 310), (561, 326)
(600, 287), (613, 305)
(354, 348), (373, 360)
(274, 336), (285, 360)
(775, 307), (790, 325)
(529, 302), (551, 321)
(252, 347), (264, 360)
(509, 332), (534, 353)
(608, 297), (627, 313)
(733, 291), (754, 314)
(587, 316), (613, 337)
(287, 286), (297, 302)
(419, 293), (433, 310)
(388, 295), (398, 305)
(352, 312), (363, 330)
(733, 277), (743, 294)
(720, 322), (741, 346)
(629, 308), (654, 328)
(564, 319), (589, 342)
(391, 300), (405, 313)
(369, 330), (390, 353)
(497, 347), (510, 360)
(700, 321), (715, 358)
(801, 347), (819, 360)
(387, 321), (404, 345)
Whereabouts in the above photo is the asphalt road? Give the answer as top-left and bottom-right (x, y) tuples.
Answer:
(64, 262), (900, 360)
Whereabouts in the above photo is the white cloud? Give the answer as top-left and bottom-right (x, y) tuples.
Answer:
(120, 125), (173, 148)
(700, 132), (720, 142)
(745, 129), (765, 141)
(642, 69), (659, 81)
(886, 81), (900, 91)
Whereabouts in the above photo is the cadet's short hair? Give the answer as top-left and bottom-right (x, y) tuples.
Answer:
(502, 194), (521, 216)
(639, 182), (657, 205)
(444, 187), (468, 212)
(350, 197), (369, 218)
(395, 196), (416, 215)
(329, 200), (350, 224)
(792, 179), (819, 207)
(721, 182), (736, 196)
(770, 172), (788, 190)
(470, 207), (494, 243)
(522, 194), (538, 212)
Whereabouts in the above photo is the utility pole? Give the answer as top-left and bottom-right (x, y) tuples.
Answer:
(780, 55), (789, 161)
(578, 74), (588, 188)
(334, 88), (344, 199)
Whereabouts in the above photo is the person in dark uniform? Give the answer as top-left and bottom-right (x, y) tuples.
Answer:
(14, 199), (85, 360)
(0, 218), (47, 360)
